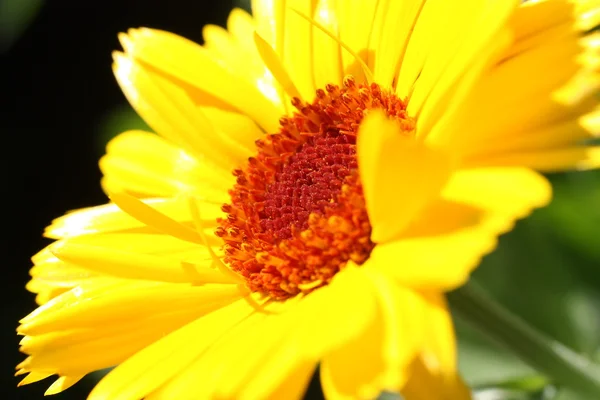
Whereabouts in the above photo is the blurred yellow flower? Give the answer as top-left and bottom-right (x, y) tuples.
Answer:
(17, 0), (599, 399)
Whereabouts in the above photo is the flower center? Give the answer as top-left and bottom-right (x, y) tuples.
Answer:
(260, 132), (357, 241)
(216, 76), (414, 299)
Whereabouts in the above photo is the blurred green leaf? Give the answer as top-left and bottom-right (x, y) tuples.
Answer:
(543, 171), (600, 282)
(451, 282), (600, 397)
(470, 206), (600, 355)
(473, 387), (557, 400)
(0, 0), (43, 52)
(457, 170), (600, 396)
(551, 389), (585, 400)
(234, 0), (251, 12)
(456, 316), (537, 388)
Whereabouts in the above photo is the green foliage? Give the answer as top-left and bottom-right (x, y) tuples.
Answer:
(456, 170), (600, 398)
(0, 0), (43, 52)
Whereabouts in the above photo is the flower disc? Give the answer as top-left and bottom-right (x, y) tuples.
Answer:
(217, 77), (415, 299)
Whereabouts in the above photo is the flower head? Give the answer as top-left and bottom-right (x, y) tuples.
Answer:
(18, 0), (599, 399)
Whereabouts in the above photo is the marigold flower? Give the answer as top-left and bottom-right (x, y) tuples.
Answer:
(17, 0), (599, 399)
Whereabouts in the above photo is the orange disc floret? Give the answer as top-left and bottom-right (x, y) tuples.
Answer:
(216, 76), (415, 299)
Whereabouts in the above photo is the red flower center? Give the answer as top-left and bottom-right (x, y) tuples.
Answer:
(260, 132), (358, 241)
(217, 76), (414, 299)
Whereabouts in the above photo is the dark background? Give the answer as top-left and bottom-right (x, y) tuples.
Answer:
(3, 1), (600, 399)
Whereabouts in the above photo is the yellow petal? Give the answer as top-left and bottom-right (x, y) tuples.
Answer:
(44, 375), (84, 395)
(370, 167), (551, 290)
(44, 203), (143, 239)
(149, 308), (276, 399)
(402, 358), (471, 400)
(44, 196), (217, 240)
(253, 31), (302, 100)
(433, 31), (582, 154)
(511, 0), (574, 42)
(290, 5), (373, 84)
(113, 51), (258, 172)
(370, 0), (426, 87)
(466, 146), (600, 172)
(235, 348), (316, 400)
(48, 240), (235, 285)
(203, 10), (284, 109)
(291, 264), (380, 355)
(369, 221), (496, 291)
(40, 231), (212, 260)
(108, 193), (217, 246)
(199, 105), (264, 155)
(441, 167), (552, 229)
(88, 297), (257, 400)
(256, 362), (316, 400)
(19, 325), (163, 377)
(251, 0), (286, 58)
(152, 265), (379, 398)
(119, 28), (282, 132)
(576, 0), (600, 31)
(100, 130), (231, 200)
(17, 371), (52, 386)
(357, 111), (451, 243)
(311, 0), (343, 89)
(428, 0), (599, 173)
(18, 288), (246, 380)
(422, 293), (457, 374)
(19, 279), (244, 335)
(240, 265), (382, 399)
(401, 293), (471, 400)
(283, 0), (319, 99)
(400, 0), (517, 140)
(395, 0), (517, 103)
(252, 0), (319, 99)
(463, 118), (596, 158)
(27, 253), (95, 305)
(190, 265), (381, 399)
(321, 268), (425, 399)
(332, 0), (379, 79)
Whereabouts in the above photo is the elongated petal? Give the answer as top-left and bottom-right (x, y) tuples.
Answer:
(19, 280), (244, 335)
(253, 31), (302, 100)
(321, 268), (425, 399)
(370, 167), (550, 290)
(357, 111), (451, 243)
(48, 241), (234, 284)
(401, 293), (471, 400)
(44, 376), (84, 395)
(118, 28), (282, 132)
(108, 193), (219, 246)
(400, 0), (518, 138)
(311, 0), (342, 89)
(441, 167), (552, 229)
(332, 0), (379, 79)
(19, 297), (244, 378)
(113, 51), (257, 172)
(17, 371), (53, 386)
(44, 197), (218, 239)
(204, 8), (284, 109)
(144, 265), (379, 399)
(88, 297), (258, 400)
(430, 0), (600, 172)
(466, 146), (600, 172)
(27, 251), (96, 305)
(100, 130), (231, 200)
(370, 0), (426, 86)
(252, 0), (318, 99)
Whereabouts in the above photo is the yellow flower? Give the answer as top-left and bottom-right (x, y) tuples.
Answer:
(17, 0), (599, 399)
